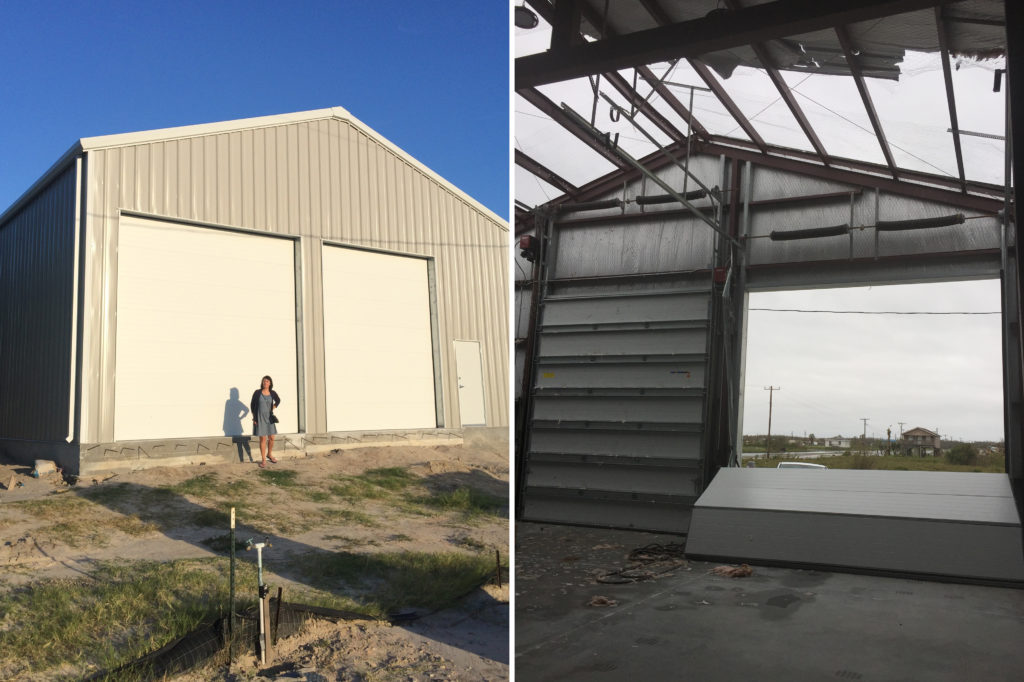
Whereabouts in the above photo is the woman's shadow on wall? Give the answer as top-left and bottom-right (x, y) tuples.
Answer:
(223, 387), (253, 463)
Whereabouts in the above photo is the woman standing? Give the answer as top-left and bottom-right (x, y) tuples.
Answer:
(251, 375), (281, 468)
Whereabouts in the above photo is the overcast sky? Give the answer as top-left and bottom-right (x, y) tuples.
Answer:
(742, 280), (1004, 443)
(0, 2), (507, 219)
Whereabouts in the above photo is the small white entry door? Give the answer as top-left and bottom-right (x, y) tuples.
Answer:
(453, 340), (486, 426)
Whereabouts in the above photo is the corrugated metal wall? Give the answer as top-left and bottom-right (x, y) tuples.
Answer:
(80, 116), (507, 443)
(0, 163), (78, 440)
(519, 159), (722, 532)
(745, 166), (1002, 283)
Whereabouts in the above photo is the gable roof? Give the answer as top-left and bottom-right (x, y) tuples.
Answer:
(3, 107), (506, 228)
(904, 427), (940, 437)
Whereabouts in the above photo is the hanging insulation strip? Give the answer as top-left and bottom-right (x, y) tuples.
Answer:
(769, 223), (850, 241)
(637, 188), (708, 205)
(875, 213), (965, 231)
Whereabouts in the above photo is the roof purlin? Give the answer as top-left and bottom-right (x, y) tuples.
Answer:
(723, 0), (830, 164)
(690, 60), (769, 152)
(836, 24), (899, 178)
(518, 87), (630, 170)
(936, 8), (968, 193)
(515, 149), (580, 198)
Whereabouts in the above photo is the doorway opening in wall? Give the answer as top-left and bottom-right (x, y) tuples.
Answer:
(740, 279), (1005, 472)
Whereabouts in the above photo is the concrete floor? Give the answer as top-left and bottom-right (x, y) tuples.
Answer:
(515, 522), (1024, 681)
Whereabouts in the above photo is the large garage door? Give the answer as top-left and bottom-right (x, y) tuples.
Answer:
(114, 215), (299, 441)
(322, 245), (436, 431)
(521, 276), (713, 533)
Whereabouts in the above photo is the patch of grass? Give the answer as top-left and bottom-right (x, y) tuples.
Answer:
(800, 454), (1004, 473)
(306, 490), (332, 503)
(298, 550), (496, 615)
(358, 467), (418, 491)
(449, 535), (488, 551)
(329, 479), (387, 501)
(387, 534), (413, 542)
(320, 508), (380, 528)
(80, 482), (135, 505)
(0, 558), (257, 678)
(199, 534), (248, 554)
(168, 473), (221, 497)
(323, 535), (380, 548)
(258, 469), (300, 488)
(191, 508), (230, 528)
(416, 487), (506, 517)
(328, 467), (419, 502)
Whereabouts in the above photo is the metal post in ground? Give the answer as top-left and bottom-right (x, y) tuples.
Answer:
(247, 538), (271, 666)
(229, 507), (236, 666)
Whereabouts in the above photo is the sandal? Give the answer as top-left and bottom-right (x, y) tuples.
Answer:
(267, 456), (278, 464)
(258, 461), (266, 469)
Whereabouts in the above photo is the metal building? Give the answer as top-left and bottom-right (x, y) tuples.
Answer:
(0, 107), (508, 475)
(515, 0), (1024, 583)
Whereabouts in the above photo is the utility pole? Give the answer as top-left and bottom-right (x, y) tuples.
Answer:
(764, 387), (780, 459)
(860, 418), (869, 454)
(897, 421), (905, 456)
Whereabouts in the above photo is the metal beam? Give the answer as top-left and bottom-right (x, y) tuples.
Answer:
(636, 65), (710, 139)
(602, 71), (686, 143)
(549, 0), (583, 52)
(518, 87), (629, 170)
(935, 8), (967, 193)
(526, 0), (700, 147)
(516, 0), (945, 89)
(515, 149), (580, 197)
(704, 135), (1003, 196)
(691, 60), (769, 152)
(697, 140), (1003, 214)
(836, 24), (898, 178)
(722, 0), (830, 163)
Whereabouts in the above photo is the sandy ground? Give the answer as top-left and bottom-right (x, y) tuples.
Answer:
(0, 435), (510, 681)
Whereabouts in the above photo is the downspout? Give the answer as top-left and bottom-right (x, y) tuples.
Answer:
(67, 154), (84, 444)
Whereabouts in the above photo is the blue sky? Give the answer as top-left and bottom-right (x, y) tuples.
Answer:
(0, 1), (509, 218)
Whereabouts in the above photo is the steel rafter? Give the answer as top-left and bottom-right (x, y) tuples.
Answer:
(602, 70), (686, 143)
(515, 149), (580, 198)
(835, 24), (898, 178)
(515, 135), (1003, 233)
(696, 140), (1001, 213)
(690, 60), (769, 152)
(525, 1), (698, 145)
(518, 87), (629, 170)
(516, 0), (946, 89)
(635, 64), (710, 139)
(935, 8), (967, 192)
(723, 0), (830, 163)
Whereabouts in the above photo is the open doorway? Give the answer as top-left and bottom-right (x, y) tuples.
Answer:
(740, 279), (1004, 471)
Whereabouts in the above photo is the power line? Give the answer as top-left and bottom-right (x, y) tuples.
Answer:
(749, 308), (999, 315)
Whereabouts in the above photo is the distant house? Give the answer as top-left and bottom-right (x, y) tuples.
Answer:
(826, 437), (850, 448)
(902, 427), (942, 457)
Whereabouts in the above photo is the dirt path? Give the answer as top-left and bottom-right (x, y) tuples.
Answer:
(0, 437), (510, 681)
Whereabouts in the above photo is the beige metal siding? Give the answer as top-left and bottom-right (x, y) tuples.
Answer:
(0, 162), (79, 440)
(82, 116), (507, 441)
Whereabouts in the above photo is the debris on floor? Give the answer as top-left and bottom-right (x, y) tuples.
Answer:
(711, 564), (753, 578)
(588, 596), (618, 607)
(597, 543), (689, 584)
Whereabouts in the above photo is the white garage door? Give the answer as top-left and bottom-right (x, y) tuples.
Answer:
(322, 245), (436, 431)
(114, 215), (298, 441)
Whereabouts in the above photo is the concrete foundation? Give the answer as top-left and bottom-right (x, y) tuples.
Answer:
(1, 429), (470, 476)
